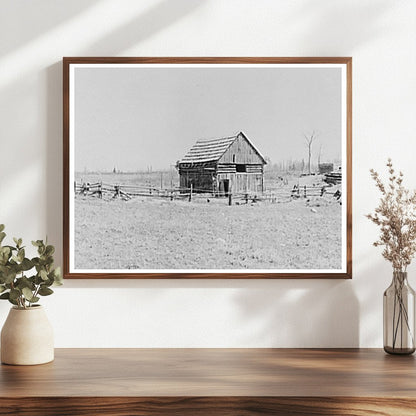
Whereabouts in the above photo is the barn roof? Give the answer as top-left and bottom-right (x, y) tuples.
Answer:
(179, 132), (266, 164)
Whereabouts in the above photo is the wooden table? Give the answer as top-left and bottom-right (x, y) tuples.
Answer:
(0, 348), (415, 415)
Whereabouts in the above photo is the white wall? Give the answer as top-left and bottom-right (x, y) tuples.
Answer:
(1, 0), (415, 347)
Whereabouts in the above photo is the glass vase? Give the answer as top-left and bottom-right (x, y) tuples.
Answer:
(383, 271), (415, 355)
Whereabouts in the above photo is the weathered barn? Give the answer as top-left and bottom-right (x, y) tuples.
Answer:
(177, 132), (266, 195)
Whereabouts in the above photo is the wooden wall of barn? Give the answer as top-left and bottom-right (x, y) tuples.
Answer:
(178, 166), (215, 192)
(217, 164), (264, 174)
(217, 173), (264, 194)
(179, 170), (264, 194)
(219, 134), (264, 164)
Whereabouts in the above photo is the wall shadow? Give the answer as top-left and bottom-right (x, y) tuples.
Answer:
(0, 0), (101, 57)
(46, 0), (205, 264)
(81, 0), (206, 56)
(233, 279), (359, 347)
(46, 62), (63, 263)
(288, 0), (393, 52)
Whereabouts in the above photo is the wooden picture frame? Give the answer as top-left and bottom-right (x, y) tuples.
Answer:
(63, 57), (352, 279)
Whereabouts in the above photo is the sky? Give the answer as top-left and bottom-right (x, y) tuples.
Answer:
(73, 64), (342, 172)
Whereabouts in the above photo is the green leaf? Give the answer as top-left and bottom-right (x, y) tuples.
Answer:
(0, 286), (7, 294)
(39, 269), (48, 281)
(45, 245), (55, 256)
(9, 288), (21, 301)
(2, 272), (16, 285)
(0, 246), (10, 255)
(8, 297), (18, 306)
(34, 274), (43, 285)
(38, 287), (53, 296)
(32, 240), (43, 247)
(20, 258), (33, 271)
(0, 224), (4, 232)
(22, 287), (34, 301)
(13, 237), (22, 248)
(17, 276), (35, 290)
(42, 275), (54, 287)
(42, 256), (54, 266)
(3, 245), (17, 251)
(0, 232), (6, 244)
(51, 266), (61, 277)
(0, 254), (5, 264)
(17, 248), (25, 263)
(52, 267), (63, 285)
(0, 291), (17, 306)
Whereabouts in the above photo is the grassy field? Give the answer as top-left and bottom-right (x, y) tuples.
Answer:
(74, 195), (342, 270)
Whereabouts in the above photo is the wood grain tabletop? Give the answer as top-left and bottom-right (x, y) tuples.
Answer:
(1, 348), (415, 415)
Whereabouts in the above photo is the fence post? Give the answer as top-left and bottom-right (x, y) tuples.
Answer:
(245, 193), (248, 204)
(189, 183), (193, 202)
(304, 185), (307, 198)
(99, 181), (102, 199)
(74, 181), (76, 193)
(228, 193), (232, 206)
(321, 186), (325, 197)
(82, 183), (89, 196)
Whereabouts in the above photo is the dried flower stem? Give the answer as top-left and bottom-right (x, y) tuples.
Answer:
(367, 159), (416, 272)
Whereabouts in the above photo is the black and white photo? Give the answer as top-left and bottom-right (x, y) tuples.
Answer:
(63, 58), (352, 278)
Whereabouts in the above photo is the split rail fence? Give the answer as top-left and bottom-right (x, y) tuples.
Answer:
(74, 181), (341, 205)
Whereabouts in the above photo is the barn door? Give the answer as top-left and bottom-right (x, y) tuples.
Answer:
(219, 179), (229, 196)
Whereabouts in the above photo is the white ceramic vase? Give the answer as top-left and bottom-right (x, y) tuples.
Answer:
(1, 305), (54, 365)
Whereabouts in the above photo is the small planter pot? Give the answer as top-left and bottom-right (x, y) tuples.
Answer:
(1, 305), (54, 365)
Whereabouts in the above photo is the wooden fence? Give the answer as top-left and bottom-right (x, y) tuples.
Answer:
(74, 182), (341, 204)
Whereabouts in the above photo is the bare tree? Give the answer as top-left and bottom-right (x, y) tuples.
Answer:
(304, 131), (317, 175)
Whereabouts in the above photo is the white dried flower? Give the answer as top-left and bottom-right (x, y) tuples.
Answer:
(367, 159), (416, 272)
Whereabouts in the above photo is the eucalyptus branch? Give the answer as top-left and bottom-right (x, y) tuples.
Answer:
(0, 225), (62, 309)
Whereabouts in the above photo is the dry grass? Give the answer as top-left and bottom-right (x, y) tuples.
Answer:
(74, 196), (342, 270)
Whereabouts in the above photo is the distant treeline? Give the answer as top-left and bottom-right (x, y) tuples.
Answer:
(77, 158), (341, 176)
(264, 159), (341, 173)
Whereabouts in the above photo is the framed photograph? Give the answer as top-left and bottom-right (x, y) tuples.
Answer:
(63, 57), (352, 279)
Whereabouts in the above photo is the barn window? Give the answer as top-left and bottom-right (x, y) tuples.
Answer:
(236, 164), (246, 172)
(232, 154), (236, 163)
